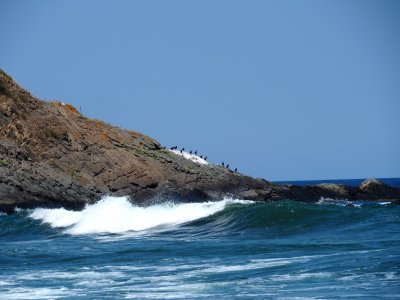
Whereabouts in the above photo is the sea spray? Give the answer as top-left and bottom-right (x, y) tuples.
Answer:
(29, 196), (254, 235)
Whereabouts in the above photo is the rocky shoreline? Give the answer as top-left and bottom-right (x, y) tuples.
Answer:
(1, 69), (399, 214)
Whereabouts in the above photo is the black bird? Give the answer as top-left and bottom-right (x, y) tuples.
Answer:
(195, 150), (197, 155)
(200, 155), (203, 158)
(204, 156), (207, 161)
(226, 164), (229, 169)
(222, 161), (224, 166)
(234, 168), (237, 172)
(181, 147), (185, 153)
(190, 150), (192, 154)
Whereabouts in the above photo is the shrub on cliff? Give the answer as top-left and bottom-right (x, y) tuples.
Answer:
(44, 128), (61, 140)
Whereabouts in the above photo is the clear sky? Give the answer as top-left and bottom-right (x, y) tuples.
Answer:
(1, 0), (399, 181)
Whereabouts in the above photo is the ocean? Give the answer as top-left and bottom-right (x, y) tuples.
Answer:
(0, 179), (399, 299)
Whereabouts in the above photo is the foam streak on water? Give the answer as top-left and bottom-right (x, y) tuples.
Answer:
(29, 196), (253, 235)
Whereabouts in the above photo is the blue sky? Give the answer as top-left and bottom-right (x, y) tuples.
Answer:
(1, 0), (399, 181)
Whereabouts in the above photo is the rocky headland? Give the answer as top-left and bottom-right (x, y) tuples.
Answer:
(1, 69), (399, 213)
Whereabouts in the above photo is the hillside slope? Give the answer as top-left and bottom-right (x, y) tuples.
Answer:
(0, 70), (399, 213)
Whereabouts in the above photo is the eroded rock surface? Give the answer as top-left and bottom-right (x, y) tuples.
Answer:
(1, 70), (399, 213)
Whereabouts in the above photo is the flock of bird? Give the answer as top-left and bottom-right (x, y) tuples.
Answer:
(167, 146), (238, 172)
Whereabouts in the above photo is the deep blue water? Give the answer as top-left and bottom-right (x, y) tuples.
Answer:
(0, 179), (399, 299)
(274, 177), (400, 188)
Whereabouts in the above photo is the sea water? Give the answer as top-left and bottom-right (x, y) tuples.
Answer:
(0, 179), (399, 299)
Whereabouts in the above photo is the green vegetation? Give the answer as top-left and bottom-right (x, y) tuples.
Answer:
(70, 170), (78, 179)
(159, 148), (170, 154)
(0, 159), (7, 167)
(44, 128), (61, 140)
(133, 148), (146, 156)
(0, 69), (13, 81)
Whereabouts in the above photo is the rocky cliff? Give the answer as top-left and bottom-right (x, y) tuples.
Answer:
(0, 70), (399, 213)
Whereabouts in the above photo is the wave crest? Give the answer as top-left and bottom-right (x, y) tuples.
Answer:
(29, 196), (253, 235)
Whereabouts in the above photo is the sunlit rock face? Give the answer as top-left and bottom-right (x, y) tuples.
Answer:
(1, 69), (399, 213)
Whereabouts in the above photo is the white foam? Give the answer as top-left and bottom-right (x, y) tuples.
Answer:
(29, 196), (252, 235)
(0, 280), (14, 286)
(318, 198), (393, 207)
(202, 259), (292, 273)
(317, 197), (364, 207)
(170, 149), (209, 165)
(17, 270), (124, 281)
(317, 197), (351, 206)
(198, 256), (312, 275)
(0, 287), (78, 300)
(30, 208), (81, 227)
(270, 272), (332, 282)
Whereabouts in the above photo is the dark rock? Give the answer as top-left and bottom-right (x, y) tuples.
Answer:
(355, 179), (400, 200)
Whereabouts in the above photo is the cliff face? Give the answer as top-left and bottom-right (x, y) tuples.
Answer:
(0, 70), (399, 213)
(0, 69), (276, 212)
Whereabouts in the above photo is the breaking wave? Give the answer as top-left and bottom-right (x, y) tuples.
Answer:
(29, 196), (253, 235)
(1, 195), (399, 299)
(26, 195), (396, 238)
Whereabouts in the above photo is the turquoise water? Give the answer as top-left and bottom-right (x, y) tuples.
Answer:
(0, 181), (399, 299)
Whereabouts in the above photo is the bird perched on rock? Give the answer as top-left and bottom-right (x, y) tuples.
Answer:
(226, 164), (229, 169)
(195, 150), (197, 155)
(234, 168), (237, 172)
(222, 161), (224, 166)
(180, 147), (185, 153)
(204, 156), (207, 161)
(190, 150), (192, 154)
(200, 155), (203, 158)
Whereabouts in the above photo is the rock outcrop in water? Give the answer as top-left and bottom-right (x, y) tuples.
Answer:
(0, 70), (399, 213)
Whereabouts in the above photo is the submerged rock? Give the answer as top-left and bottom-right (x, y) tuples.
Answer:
(0, 69), (399, 213)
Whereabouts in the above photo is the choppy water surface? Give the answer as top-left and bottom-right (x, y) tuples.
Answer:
(0, 195), (399, 299)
